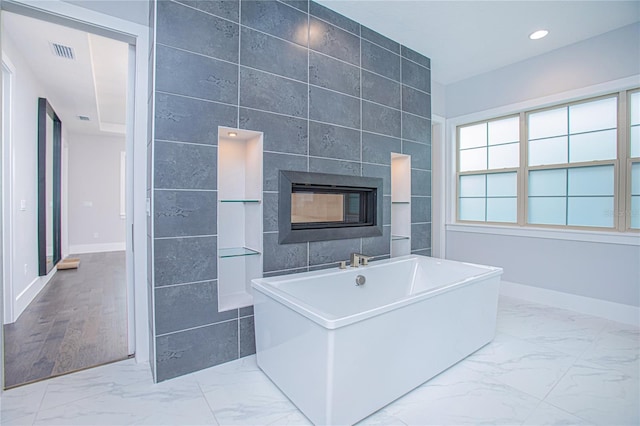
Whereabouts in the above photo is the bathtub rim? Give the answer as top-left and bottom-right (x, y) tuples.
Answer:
(252, 254), (503, 330)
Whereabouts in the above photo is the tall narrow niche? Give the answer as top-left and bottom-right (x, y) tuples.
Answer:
(391, 153), (411, 257)
(217, 127), (263, 311)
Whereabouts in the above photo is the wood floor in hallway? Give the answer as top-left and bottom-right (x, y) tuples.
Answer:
(3, 251), (129, 388)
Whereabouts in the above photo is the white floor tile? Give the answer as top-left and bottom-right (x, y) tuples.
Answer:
(0, 380), (47, 422)
(199, 365), (298, 425)
(545, 361), (640, 425)
(33, 376), (216, 426)
(522, 401), (593, 425)
(384, 364), (542, 425)
(463, 332), (577, 399)
(39, 359), (152, 411)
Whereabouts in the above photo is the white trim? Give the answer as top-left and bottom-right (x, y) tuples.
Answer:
(13, 271), (56, 323)
(69, 242), (126, 254)
(3, 0), (150, 364)
(447, 223), (640, 246)
(120, 151), (126, 218)
(431, 114), (446, 258)
(1, 53), (16, 325)
(500, 280), (640, 326)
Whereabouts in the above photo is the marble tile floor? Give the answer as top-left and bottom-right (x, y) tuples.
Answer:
(1, 296), (638, 425)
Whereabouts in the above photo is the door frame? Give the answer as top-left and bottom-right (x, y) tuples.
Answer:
(1, 53), (15, 324)
(0, 0), (150, 388)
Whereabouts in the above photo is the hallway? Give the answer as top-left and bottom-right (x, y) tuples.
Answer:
(3, 251), (128, 388)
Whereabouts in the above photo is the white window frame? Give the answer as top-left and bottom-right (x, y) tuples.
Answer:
(445, 76), (640, 246)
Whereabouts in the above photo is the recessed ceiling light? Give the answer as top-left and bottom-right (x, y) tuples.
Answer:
(228, 131), (238, 137)
(529, 30), (549, 40)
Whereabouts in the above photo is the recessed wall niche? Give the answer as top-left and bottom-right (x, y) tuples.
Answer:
(391, 153), (411, 257)
(217, 127), (263, 311)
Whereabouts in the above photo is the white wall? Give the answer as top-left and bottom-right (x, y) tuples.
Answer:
(445, 23), (640, 118)
(2, 31), (59, 321)
(67, 133), (126, 253)
(442, 23), (640, 313)
(431, 80), (445, 118)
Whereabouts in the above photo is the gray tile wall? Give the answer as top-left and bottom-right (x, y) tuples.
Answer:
(151, 0), (431, 381)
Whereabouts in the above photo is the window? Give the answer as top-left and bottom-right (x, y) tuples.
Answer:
(458, 116), (519, 223)
(456, 89), (639, 231)
(630, 90), (640, 229)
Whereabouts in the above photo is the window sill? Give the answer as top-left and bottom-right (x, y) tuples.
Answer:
(446, 223), (640, 246)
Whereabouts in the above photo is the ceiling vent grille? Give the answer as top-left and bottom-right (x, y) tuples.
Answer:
(50, 42), (75, 60)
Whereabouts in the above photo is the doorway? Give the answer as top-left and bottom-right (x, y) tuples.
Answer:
(0, 7), (138, 388)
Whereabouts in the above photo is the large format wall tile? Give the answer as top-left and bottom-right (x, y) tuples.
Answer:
(402, 85), (431, 118)
(411, 169), (432, 196)
(156, 0), (238, 63)
(403, 140), (431, 170)
(309, 121), (360, 162)
(263, 233), (308, 272)
(154, 141), (217, 190)
(154, 190), (216, 238)
(240, 67), (308, 118)
(412, 196), (432, 223)
(239, 108), (308, 155)
(156, 44), (238, 104)
(309, 239), (361, 266)
(309, 17), (360, 66)
(402, 45), (431, 68)
(240, 27), (308, 83)
(309, 157), (360, 176)
(154, 236), (217, 287)
(402, 58), (430, 93)
(362, 70), (401, 109)
(174, 0), (239, 22)
(239, 316), (256, 357)
(411, 222), (431, 251)
(362, 132), (401, 165)
(155, 281), (237, 335)
(310, 1), (359, 35)
(156, 320), (238, 381)
(309, 51), (360, 97)
(361, 26), (399, 53)
(309, 86), (360, 129)
(155, 93), (236, 145)
(263, 152), (308, 191)
(361, 39), (401, 81)
(241, 0), (308, 46)
(152, 0), (432, 382)
(362, 101), (401, 138)
(402, 112), (431, 144)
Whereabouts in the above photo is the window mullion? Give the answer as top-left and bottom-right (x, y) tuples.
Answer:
(618, 91), (628, 231)
(519, 111), (527, 226)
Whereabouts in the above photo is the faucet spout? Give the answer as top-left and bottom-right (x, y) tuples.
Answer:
(350, 253), (373, 267)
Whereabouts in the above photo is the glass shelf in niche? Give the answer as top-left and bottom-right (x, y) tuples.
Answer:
(219, 199), (261, 203)
(391, 235), (411, 241)
(219, 247), (261, 258)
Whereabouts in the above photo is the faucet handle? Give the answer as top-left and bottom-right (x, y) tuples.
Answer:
(350, 253), (360, 267)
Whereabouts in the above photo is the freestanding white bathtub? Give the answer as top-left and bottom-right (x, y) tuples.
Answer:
(251, 254), (503, 425)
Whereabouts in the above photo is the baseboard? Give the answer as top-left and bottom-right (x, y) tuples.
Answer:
(69, 242), (126, 254)
(13, 271), (56, 323)
(500, 280), (640, 326)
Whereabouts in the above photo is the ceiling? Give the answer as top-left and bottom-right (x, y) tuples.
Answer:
(2, 11), (128, 137)
(318, 0), (640, 85)
(2, 1), (637, 136)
